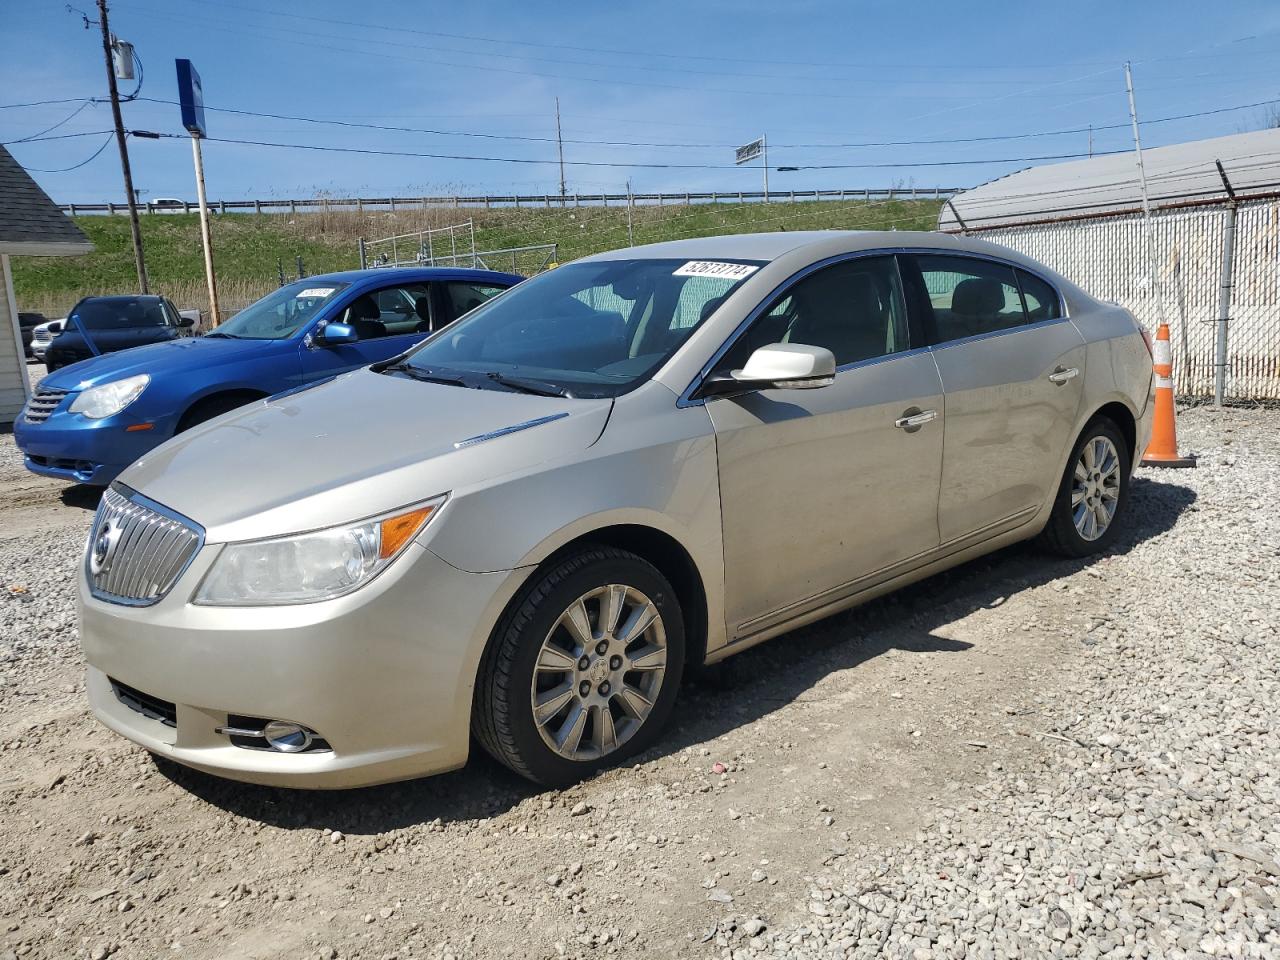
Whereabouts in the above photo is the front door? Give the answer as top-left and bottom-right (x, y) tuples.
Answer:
(300, 281), (438, 380)
(904, 253), (1087, 544)
(705, 255), (945, 639)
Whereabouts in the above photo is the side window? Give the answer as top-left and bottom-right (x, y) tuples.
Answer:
(718, 256), (909, 372)
(343, 284), (432, 338)
(442, 282), (508, 326)
(1016, 269), (1062, 322)
(913, 255), (1024, 342)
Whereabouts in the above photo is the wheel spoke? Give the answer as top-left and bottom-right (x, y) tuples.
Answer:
(536, 645), (577, 674)
(616, 684), (653, 721)
(559, 599), (594, 649)
(1071, 486), (1087, 507)
(1074, 460), (1089, 482)
(556, 702), (588, 754)
(627, 643), (667, 672)
(1082, 441), (1096, 470)
(600, 584), (628, 638)
(533, 682), (575, 725)
(617, 600), (659, 645)
(594, 704), (618, 754)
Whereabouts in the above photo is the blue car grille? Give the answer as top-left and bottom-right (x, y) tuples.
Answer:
(88, 487), (204, 606)
(23, 388), (68, 424)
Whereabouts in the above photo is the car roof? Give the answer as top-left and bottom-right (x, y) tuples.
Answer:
(579, 229), (1033, 265)
(79, 294), (164, 304)
(300, 266), (524, 284)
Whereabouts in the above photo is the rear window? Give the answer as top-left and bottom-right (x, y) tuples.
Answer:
(72, 299), (170, 330)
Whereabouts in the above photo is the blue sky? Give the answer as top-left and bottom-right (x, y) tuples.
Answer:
(3, 0), (1279, 204)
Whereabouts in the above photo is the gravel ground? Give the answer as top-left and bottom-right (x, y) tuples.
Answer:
(1, 398), (1277, 960)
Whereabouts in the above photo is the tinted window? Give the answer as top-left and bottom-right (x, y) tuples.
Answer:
(345, 283), (432, 337)
(214, 281), (349, 340)
(441, 282), (508, 326)
(72, 298), (170, 330)
(914, 255), (1024, 342)
(719, 256), (909, 371)
(403, 258), (760, 398)
(1016, 269), (1061, 322)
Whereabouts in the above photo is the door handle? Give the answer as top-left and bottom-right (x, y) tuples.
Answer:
(894, 409), (938, 430)
(1048, 366), (1079, 384)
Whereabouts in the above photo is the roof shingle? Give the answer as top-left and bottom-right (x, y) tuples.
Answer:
(0, 144), (93, 252)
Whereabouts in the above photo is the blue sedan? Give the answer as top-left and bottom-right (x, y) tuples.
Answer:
(14, 267), (521, 486)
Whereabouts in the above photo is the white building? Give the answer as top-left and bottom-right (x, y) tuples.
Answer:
(0, 145), (93, 427)
(940, 128), (1280, 401)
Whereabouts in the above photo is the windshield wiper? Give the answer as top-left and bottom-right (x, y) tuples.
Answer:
(381, 363), (467, 387)
(203, 331), (242, 339)
(486, 372), (574, 398)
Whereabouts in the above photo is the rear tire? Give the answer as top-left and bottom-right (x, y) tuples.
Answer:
(473, 546), (684, 787)
(1039, 416), (1130, 558)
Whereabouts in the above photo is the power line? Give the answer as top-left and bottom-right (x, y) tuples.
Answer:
(154, 131), (1115, 170)
(1, 129), (116, 145)
(141, 0), (1280, 74)
(0, 97), (96, 110)
(126, 95), (1280, 153)
(6, 100), (96, 144)
(21, 133), (114, 172)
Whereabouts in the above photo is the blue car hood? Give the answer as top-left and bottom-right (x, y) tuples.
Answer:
(38, 337), (289, 391)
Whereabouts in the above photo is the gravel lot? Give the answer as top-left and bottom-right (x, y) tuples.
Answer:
(1, 386), (1277, 960)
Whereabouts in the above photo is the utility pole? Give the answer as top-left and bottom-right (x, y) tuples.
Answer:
(96, 0), (147, 292)
(762, 134), (769, 202)
(626, 178), (634, 246)
(1124, 61), (1166, 324)
(555, 97), (567, 205)
(190, 135), (220, 326)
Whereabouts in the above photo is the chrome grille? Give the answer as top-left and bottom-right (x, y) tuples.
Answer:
(87, 486), (204, 606)
(23, 388), (68, 424)
(33, 328), (53, 344)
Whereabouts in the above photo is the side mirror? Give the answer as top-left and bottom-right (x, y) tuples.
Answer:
(177, 316), (195, 328)
(700, 343), (836, 397)
(316, 322), (358, 346)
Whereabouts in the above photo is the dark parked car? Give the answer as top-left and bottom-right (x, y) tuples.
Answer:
(44, 295), (193, 372)
(18, 313), (46, 358)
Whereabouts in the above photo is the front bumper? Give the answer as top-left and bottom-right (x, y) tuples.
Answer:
(14, 411), (168, 486)
(79, 540), (525, 789)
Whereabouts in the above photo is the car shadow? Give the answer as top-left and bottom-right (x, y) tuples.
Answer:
(157, 476), (1196, 833)
(59, 484), (104, 512)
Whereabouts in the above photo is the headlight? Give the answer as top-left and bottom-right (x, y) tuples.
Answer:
(69, 374), (150, 419)
(193, 496), (446, 606)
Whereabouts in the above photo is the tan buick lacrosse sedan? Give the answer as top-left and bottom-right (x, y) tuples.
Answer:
(79, 232), (1154, 788)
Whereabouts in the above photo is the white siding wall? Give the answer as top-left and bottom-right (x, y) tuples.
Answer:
(1, 255), (31, 426)
(979, 200), (1280, 400)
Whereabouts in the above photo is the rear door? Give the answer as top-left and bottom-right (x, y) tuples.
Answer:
(706, 254), (945, 638)
(903, 254), (1086, 544)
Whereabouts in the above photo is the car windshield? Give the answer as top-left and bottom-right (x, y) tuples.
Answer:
(398, 258), (762, 398)
(211, 281), (349, 340)
(72, 299), (169, 330)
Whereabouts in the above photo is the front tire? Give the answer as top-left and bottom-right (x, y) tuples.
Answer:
(1039, 416), (1130, 558)
(473, 546), (685, 787)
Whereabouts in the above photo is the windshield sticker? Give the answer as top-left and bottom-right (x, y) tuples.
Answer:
(296, 287), (337, 299)
(673, 261), (759, 281)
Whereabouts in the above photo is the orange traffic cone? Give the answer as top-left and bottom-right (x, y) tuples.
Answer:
(1140, 322), (1197, 468)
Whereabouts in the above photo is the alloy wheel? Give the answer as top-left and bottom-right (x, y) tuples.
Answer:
(1071, 435), (1121, 541)
(530, 584), (668, 761)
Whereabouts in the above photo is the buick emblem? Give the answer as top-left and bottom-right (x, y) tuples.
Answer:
(90, 520), (121, 575)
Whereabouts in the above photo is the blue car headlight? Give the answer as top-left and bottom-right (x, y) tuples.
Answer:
(69, 374), (150, 419)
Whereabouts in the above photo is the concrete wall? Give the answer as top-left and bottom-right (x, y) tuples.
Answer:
(1, 254), (32, 427)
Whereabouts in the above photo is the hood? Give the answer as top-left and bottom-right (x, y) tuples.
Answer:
(119, 367), (613, 542)
(40, 337), (285, 391)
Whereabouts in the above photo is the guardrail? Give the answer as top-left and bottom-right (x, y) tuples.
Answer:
(58, 187), (961, 216)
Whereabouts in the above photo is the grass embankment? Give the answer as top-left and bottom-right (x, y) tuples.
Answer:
(11, 198), (943, 318)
